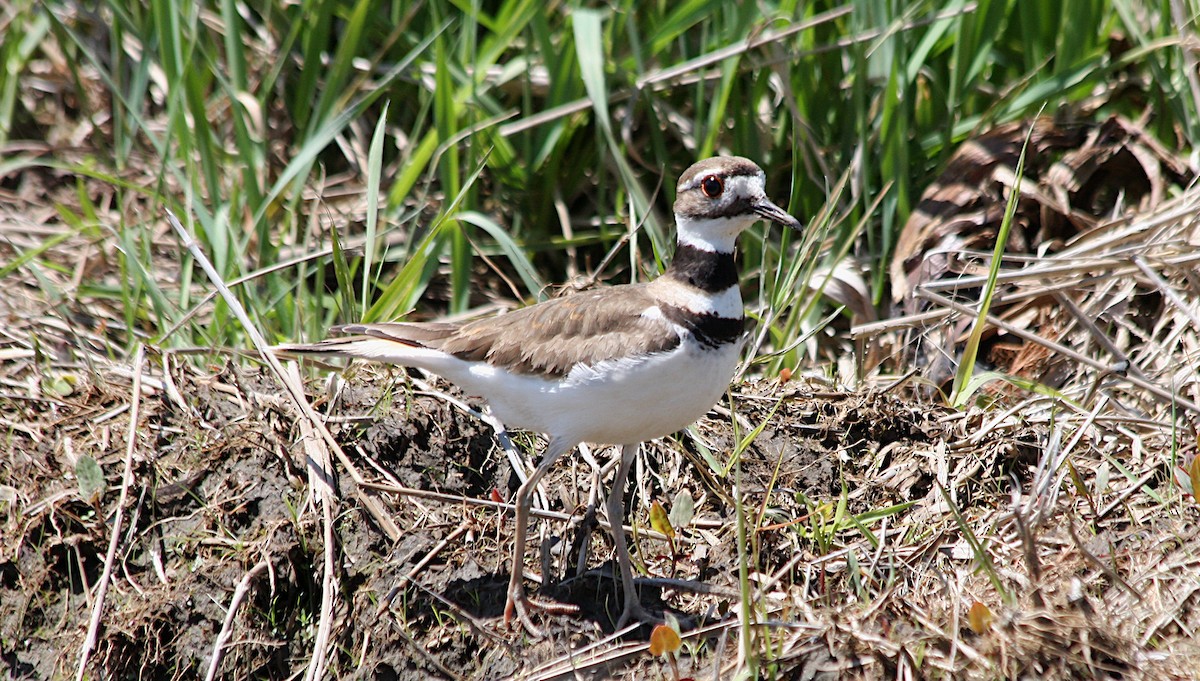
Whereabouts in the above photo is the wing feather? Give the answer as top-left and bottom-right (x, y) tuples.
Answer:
(441, 285), (681, 377)
(302, 285), (682, 378)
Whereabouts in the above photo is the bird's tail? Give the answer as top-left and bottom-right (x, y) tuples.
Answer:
(272, 322), (458, 366)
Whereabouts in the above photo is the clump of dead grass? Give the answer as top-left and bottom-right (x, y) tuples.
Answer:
(827, 119), (1200, 679)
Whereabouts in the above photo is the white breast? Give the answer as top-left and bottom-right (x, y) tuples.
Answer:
(441, 340), (743, 446)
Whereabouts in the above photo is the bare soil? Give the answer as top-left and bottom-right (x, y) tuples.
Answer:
(4, 356), (856, 679)
(7, 343), (1196, 679)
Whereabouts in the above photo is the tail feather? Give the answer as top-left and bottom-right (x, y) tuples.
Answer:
(333, 321), (459, 347)
(272, 322), (462, 368)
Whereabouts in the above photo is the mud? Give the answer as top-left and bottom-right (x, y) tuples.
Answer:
(1, 358), (1025, 679)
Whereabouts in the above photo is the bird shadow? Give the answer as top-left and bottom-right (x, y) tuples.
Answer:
(442, 565), (694, 638)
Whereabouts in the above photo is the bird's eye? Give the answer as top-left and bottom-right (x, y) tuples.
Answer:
(700, 175), (724, 198)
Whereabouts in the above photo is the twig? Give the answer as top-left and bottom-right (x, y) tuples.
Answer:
(204, 559), (270, 681)
(851, 250), (1200, 338)
(75, 346), (144, 681)
(632, 576), (748, 600)
(526, 619), (737, 681)
(1132, 255), (1200, 328)
(297, 372), (337, 681)
(377, 525), (469, 614)
(356, 480), (672, 542)
(1066, 513), (1140, 599)
(1096, 466), (1161, 521)
(916, 287), (1200, 414)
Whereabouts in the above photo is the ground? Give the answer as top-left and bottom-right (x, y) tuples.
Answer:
(3, 121), (1200, 681)
(4, 345), (1198, 679)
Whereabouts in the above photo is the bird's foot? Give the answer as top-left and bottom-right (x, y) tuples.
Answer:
(615, 601), (664, 630)
(503, 590), (580, 638)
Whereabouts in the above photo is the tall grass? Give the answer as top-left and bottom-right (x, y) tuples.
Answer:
(7, 0), (1192, 359)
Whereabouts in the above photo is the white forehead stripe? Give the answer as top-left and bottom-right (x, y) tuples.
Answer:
(724, 173), (767, 197)
(681, 171), (766, 193)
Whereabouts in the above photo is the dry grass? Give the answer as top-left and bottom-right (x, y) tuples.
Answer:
(4, 171), (1200, 678)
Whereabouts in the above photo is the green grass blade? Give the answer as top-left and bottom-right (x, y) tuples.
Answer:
(950, 122), (1032, 408)
(363, 102), (388, 316)
(456, 211), (545, 300)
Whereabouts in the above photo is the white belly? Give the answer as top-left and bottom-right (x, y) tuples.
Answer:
(448, 341), (742, 445)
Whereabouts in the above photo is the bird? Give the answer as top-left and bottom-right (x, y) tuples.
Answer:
(275, 156), (801, 635)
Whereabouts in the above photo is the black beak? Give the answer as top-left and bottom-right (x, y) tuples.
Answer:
(753, 197), (802, 230)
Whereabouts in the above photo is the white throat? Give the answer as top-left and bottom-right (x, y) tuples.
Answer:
(674, 214), (751, 253)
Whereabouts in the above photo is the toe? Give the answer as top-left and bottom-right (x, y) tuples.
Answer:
(616, 602), (663, 629)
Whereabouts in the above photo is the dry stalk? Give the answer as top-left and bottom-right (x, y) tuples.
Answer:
(75, 345), (144, 681)
(164, 209), (402, 540)
(203, 559), (270, 681)
(916, 287), (1200, 415)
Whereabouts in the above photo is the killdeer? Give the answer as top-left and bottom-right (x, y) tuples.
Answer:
(276, 156), (801, 634)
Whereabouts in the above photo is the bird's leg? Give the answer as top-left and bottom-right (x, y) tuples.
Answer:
(607, 443), (663, 628)
(504, 436), (578, 636)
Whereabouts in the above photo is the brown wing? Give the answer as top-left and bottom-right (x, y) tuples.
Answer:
(331, 285), (681, 378)
(437, 284), (681, 378)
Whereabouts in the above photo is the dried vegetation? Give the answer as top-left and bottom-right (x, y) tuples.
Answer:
(5, 116), (1200, 679)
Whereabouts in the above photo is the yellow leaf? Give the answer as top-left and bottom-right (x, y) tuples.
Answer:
(649, 501), (674, 540)
(648, 623), (681, 656)
(967, 601), (993, 634)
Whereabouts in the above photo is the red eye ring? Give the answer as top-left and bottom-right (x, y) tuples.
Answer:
(700, 175), (724, 198)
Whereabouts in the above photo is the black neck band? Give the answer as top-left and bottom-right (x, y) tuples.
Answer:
(666, 243), (738, 293)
